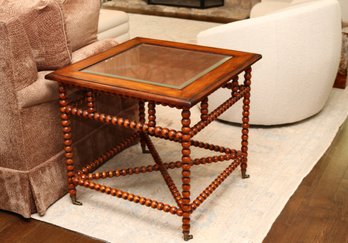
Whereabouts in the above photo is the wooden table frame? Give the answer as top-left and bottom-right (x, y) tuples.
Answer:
(49, 38), (261, 241)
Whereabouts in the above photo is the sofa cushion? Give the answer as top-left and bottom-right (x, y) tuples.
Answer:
(3, 0), (71, 70)
(0, 16), (38, 91)
(58, 0), (100, 52)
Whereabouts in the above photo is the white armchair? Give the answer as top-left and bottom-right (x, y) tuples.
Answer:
(197, 0), (341, 125)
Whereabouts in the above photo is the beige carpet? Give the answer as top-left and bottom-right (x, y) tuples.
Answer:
(32, 14), (348, 243)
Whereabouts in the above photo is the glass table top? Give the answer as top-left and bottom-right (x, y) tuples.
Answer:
(81, 43), (232, 89)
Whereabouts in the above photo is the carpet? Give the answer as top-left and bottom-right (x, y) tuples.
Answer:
(32, 87), (348, 243)
(32, 14), (348, 243)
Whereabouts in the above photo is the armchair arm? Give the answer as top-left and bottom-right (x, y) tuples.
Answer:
(198, 0), (341, 92)
(250, 1), (292, 17)
(197, 0), (341, 124)
(197, 17), (278, 117)
(198, 16), (278, 86)
(250, 0), (314, 18)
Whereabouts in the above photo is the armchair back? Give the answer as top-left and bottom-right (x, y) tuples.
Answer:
(197, 0), (341, 125)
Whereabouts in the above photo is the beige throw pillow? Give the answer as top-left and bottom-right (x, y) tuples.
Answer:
(4, 0), (72, 70)
(0, 16), (38, 91)
(58, 0), (100, 52)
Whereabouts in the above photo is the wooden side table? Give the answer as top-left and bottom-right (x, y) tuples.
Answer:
(46, 37), (261, 240)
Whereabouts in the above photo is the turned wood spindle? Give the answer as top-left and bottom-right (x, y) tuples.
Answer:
(148, 101), (156, 127)
(200, 97), (208, 121)
(138, 101), (148, 153)
(76, 176), (183, 216)
(191, 159), (241, 211)
(231, 76), (239, 97)
(59, 84), (82, 206)
(86, 90), (95, 113)
(241, 68), (252, 179)
(181, 109), (193, 241)
(142, 134), (182, 207)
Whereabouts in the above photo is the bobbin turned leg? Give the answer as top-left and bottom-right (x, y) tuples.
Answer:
(181, 109), (193, 241)
(59, 84), (82, 205)
(200, 97), (208, 122)
(70, 195), (82, 205)
(138, 101), (149, 153)
(85, 90), (95, 113)
(241, 68), (252, 179)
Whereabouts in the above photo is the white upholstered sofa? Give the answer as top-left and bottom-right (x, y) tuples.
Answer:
(197, 0), (342, 125)
(98, 8), (130, 42)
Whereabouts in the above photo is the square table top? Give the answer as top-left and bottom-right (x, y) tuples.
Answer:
(46, 37), (261, 108)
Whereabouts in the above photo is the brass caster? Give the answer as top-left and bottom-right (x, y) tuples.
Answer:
(142, 148), (151, 154)
(140, 143), (150, 154)
(242, 172), (250, 179)
(183, 233), (193, 241)
(70, 195), (82, 206)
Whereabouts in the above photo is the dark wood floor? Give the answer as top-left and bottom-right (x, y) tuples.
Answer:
(264, 118), (348, 243)
(1, 119), (347, 243)
(0, 211), (103, 243)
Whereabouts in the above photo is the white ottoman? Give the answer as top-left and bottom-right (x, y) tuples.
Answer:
(98, 9), (130, 43)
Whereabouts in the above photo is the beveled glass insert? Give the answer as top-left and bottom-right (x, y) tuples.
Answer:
(82, 44), (232, 89)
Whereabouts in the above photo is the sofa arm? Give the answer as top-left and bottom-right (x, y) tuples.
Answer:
(16, 38), (120, 110)
(71, 38), (119, 63)
(97, 9), (130, 43)
(0, 24), (28, 169)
